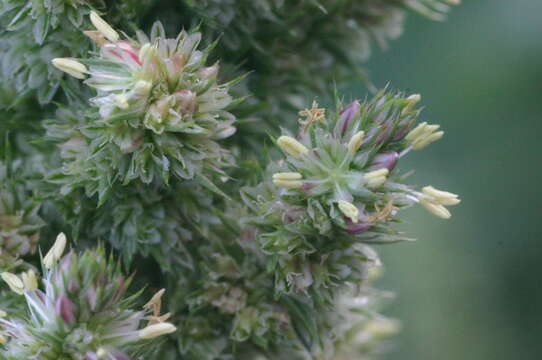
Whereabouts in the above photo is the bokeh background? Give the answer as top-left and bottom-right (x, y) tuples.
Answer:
(347, 1), (542, 359)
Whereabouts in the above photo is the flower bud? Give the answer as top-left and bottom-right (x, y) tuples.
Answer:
(370, 151), (399, 171)
(51, 58), (88, 79)
(418, 185), (459, 219)
(338, 200), (359, 223)
(138, 322), (177, 339)
(1, 272), (24, 295)
(43, 232), (67, 269)
(90, 11), (119, 42)
(405, 122), (444, 150)
(404, 122), (427, 142)
(276, 136), (309, 158)
(402, 94), (421, 114)
(422, 186), (460, 206)
(337, 100), (360, 136)
(412, 130), (444, 150)
(21, 270), (37, 292)
(345, 222), (372, 234)
(364, 169), (389, 188)
(55, 295), (76, 325)
(272, 172), (303, 189)
(347, 131), (365, 155)
(419, 200), (451, 219)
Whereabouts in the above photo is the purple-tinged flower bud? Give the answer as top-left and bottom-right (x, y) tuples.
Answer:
(374, 121), (393, 146)
(337, 100), (360, 136)
(393, 126), (410, 141)
(364, 126), (379, 143)
(370, 151), (399, 172)
(345, 222), (372, 234)
(56, 295), (76, 325)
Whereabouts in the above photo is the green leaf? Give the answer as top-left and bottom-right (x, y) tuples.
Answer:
(197, 174), (231, 200)
(33, 14), (50, 44)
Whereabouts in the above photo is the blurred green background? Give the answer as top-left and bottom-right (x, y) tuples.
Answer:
(349, 1), (542, 359)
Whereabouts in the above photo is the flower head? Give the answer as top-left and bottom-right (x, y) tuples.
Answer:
(49, 20), (240, 191)
(242, 88), (461, 297)
(0, 238), (176, 359)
